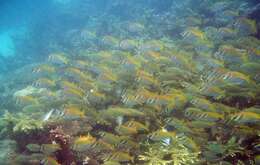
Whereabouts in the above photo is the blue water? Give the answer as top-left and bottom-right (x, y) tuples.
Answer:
(0, 0), (259, 164)
(0, 30), (15, 57)
(0, 0), (54, 57)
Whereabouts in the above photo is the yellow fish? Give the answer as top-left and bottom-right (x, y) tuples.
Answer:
(228, 111), (260, 124)
(41, 156), (61, 165)
(15, 95), (39, 106)
(63, 105), (85, 119)
(33, 64), (56, 75)
(147, 129), (176, 142)
(115, 125), (138, 136)
(72, 135), (96, 152)
(48, 53), (69, 66)
(33, 78), (56, 88)
(102, 151), (133, 163)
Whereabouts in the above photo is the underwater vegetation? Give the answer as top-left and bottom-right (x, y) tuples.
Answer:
(0, 0), (260, 164)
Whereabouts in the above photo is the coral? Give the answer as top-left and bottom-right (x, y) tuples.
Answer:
(139, 136), (200, 165)
(204, 137), (244, 162)
(139, 143), (173, 165)
(13, 117), (43, 134)
(0, 111), (43, 135)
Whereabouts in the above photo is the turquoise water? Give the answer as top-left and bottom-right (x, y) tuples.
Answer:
(0, 0), (259, 164)
(0, 30), (15, 57)
(0, 28), (28, 57)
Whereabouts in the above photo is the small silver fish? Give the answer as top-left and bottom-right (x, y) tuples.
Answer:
(43, 109), (55, 121)
(42, 109), (64, 121)
(116, 116), (124, 125)
(161, 138), (171, 146)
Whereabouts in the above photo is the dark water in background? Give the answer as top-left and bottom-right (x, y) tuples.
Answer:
(0, 0), (260, 164)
